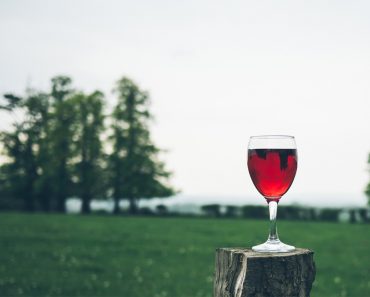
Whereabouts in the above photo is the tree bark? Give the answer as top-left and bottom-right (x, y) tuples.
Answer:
(214, 248), (315, 297)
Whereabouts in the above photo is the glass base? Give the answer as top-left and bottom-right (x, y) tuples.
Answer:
(252, 239), (295, 253)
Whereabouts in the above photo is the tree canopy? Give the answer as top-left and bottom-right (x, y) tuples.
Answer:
(110, 77), (176, 214)
(0, 75), (176, 213)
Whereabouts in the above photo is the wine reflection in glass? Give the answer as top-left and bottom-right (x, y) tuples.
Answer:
(247, 135), (297, 252)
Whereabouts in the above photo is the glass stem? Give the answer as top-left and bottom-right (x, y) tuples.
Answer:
(268, 200), (279, 241)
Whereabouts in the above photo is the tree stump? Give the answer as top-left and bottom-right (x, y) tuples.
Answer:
(214, 248), (315, 297)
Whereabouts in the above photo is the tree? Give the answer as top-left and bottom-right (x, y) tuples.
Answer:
(0, 162), (24, 210)
(22, 92), (50, 211)
(0, 91), (52, 211)
(0, 75), (177, 214)
(0, 79), (76, 213)
(73, 91), (106, 214)
(49, 76), (76, 212)
(109, 77), (175, 214)
(29, 92), (54, 211)
(0, 123), (31, 210)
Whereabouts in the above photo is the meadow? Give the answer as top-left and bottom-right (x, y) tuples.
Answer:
(0, 213), (369, 297)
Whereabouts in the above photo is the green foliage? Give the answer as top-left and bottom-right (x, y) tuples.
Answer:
(72, 91), (106, 213)
(201, 204), (221, 217)
(156, 204), (168, 215)
(224, 205), (239, 217)
(0, 214), (369, 297)
(0, 164), (24, 210)
(0, 90), (52, 211)
(1, 94), (22, 110)
(0, 78), (77, 212)
(28, 91), (53, 211)
(319, 208), (340, 222)
(109, 77), (176, 214)
(49, 76), (76, 212)
(0, 75), (175, 213)
(241, 205), (267, 219)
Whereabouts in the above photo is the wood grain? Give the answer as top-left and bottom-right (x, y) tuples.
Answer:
(214, 248), (315, 297)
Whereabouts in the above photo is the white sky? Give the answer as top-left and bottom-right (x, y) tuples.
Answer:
(0, 0), (370, 206)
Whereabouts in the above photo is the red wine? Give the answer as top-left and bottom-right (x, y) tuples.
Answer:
(248, 149), (297, 201)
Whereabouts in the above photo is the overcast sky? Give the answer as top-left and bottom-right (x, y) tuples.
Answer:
(0, 0), (369, 206)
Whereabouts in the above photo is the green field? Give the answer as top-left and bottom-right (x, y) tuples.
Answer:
(0, 214), (369, 297)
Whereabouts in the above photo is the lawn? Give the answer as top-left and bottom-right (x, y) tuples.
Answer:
(0, 213), (369, 297)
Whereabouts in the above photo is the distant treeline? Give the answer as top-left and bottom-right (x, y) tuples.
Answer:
(200, 204), (370, 223)
(0, 76), (176, 214)
(133, 204), (370, 223)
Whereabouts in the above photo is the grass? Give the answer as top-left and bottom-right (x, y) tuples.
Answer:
(0, 213), (369, 297)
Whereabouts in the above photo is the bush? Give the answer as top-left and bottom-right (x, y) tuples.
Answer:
(319, 208), (339, 222)
(278, 206), (301, 220)
(358, 208), (369, 223)
(201, 204), (221, 217)
(156, 204), (168, 216)
(242, 205), (267, 219)
(224, 205), (239, 218)
(277, 206), (314, 220)
(139, 207), (154, 216)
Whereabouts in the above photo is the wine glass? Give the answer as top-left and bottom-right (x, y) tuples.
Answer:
(247, 135), (298, 252)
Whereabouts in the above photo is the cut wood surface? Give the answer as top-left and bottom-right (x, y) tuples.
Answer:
(214, 248), (315, 297)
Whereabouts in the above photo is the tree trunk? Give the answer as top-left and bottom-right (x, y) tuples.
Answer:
(81, 193), (91, 214)
(40, 190), (50, 212)
(56, 159), (67, 213)
(24, 192), (35, 212)
(113, 197), (120, 215)
(56, 194), (66, 213)
(24, 175), (36, 212)
(24, 139), (37, 212)
(129, 197), (138, 214)
(214, 248), (315, 297)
